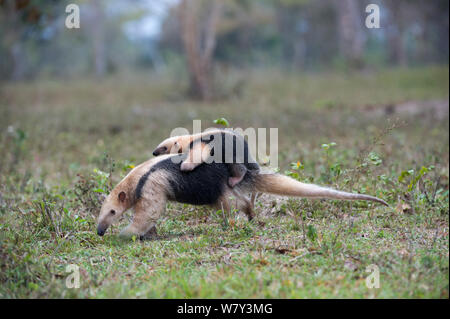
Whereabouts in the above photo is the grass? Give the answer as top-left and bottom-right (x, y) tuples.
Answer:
(0, 66), (448, 298)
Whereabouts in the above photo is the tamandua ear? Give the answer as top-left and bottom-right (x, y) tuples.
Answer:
(174, 141), (183, 153)
(118, 191), (126, 203)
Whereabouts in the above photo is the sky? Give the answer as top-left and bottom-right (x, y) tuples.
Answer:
(123, 0), (180, 40)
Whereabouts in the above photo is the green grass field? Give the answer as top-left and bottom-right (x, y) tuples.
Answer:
(0, 66), (448, 298)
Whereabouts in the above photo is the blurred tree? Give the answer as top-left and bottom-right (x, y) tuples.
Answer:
(157, 0), (448, 92)
(274, 0), (338, 70)
(0, 0), (153, 80)
(90, 0), (106, 77)
(0, 0), (66, 81)
(386, 1), (407, 65)
(1, 0), (448, 82)
(275, 0), (307, 68)
(384, 0), (449, 66)
(180, 0), (222, 100)
(335, 0), (366, 68)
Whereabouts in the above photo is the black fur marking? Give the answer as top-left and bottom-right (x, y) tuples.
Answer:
(135, 167), (156, 200)
(158, 154), (229, 205)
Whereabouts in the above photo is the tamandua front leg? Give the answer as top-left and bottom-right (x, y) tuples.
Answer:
(119, 192), (167, 240)
(140, 225), (158, 240)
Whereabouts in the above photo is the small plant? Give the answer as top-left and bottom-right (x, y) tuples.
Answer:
(286, 160), (304, 180)
(321, 142), (340, 183)
(213, 117), (230, 127)
(307, 225), (318, 243)
(398, 165), (433, 193)
(74, 169), (110, 216)
(2, 126), (28, 174)
(397, 165), (436, 214)
(74, 153), (120, 215)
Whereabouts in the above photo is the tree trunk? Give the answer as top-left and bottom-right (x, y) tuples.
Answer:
(386, 1), (408, 66)
(336, 0), (366, 68)
(1, 0), (27, 81)
(91, 0), (106, 77)
(180, 0), (221, 100)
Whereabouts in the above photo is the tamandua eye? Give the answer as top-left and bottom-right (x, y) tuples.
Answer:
(110, 210), (116, 215)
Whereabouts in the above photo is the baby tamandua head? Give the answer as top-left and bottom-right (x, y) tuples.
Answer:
(152, 135), (191, 156)
(152, 130), (225, 157)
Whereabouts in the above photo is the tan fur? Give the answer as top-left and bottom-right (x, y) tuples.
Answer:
(97, 153), (258, 238)
(254, 173), (388, 206)
(153, 129), (225, 167)
(97, 153), (387, 239)
(179, 141), (212, 171)
(119, 169), (171, 238)
(97, 155), (173, 238)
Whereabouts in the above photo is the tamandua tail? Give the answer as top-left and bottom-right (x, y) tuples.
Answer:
(254, 173), (388, 206)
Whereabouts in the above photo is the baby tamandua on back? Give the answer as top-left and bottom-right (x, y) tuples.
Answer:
(152, 129), (260, 188)
(97, 153), (388, 240)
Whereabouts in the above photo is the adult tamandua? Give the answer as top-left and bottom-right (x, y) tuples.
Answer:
(96, 153), (388, 240)
(152, 129), (260, 188)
